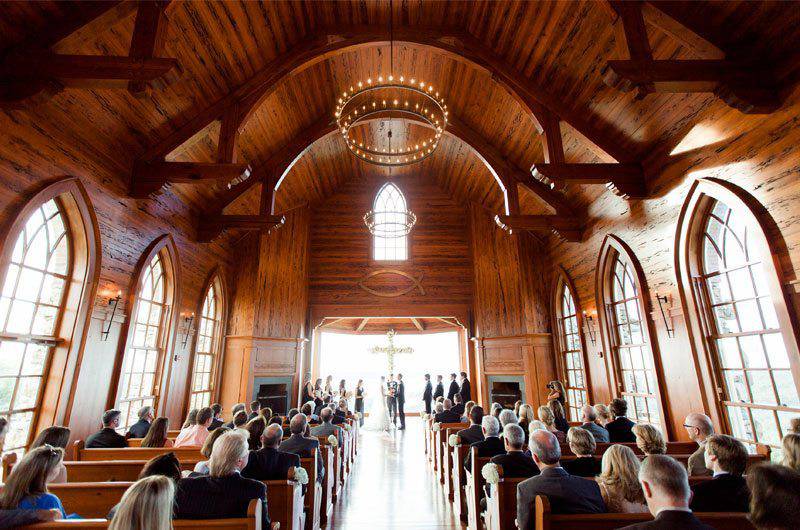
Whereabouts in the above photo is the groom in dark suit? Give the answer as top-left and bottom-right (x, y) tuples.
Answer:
(423, 374), (433, 414)
(387, 373), (398, 426)
(396, 373), (406, 430)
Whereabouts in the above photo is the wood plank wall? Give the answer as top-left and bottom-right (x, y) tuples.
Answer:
(546, 87), (800, 439)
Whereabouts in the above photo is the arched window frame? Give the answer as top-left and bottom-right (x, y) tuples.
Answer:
(0, 178), (100, 452)
(186, 269), (227, 412)
(551, 267), (592, 422)
(676, 177), (800, 449)
(371, 182), (411, 262)
(111, 235), (180, 430)
(596, 235), (669, 433)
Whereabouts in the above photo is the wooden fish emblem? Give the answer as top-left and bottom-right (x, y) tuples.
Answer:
(357, 269), (425, 298)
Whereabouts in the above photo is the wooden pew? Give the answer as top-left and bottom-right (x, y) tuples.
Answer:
(299, 455), (322, 530)
(434, 422), (468, 484)
(451, 444), (470, 524)
(125, 438), (176, 447)
(560, 440), (771, 461)
(266, 480), (305, 530)
(465, 449), (492, 530)
(313, 441), (335, 527)
(3, 454), (198, 483)
(533, 495), (755, 530)
(0, 483), (130, 519)
(486, 477), (526, 530)
(442, 426), (463, 500)
(73, 441), (203, 462)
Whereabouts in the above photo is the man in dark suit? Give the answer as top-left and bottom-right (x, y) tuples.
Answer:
(450, 393), (465, 417)
(465, 415), (504, 472)
(684, 412), (714, 477)
(516, 430), (606, 529)
(85, 409), (129, 448)
(396, 373), (406, 430)
(579, 405), (610, 443)
(689, 435), (750, 513)
(311, 407), (344, 445)
(242, 423), (300, 481)
(279, 413), (324, 481)
(605, 398), (636, 442)
(209, 403), (225, 431)
(433, 375), (444, 401)
(459, 371), (471, 403)
(446, 373), (459, 402)
(423, 374), (433, 414)
(247, 400), (260, 421)
(491, 424), (538, 478)
(224, 403), (246, 429)
(387, 373), (398, 426)
(125, 405), (154, 439)
(618, 455), (713, 530)
(175, 431), (270, 528)
(457, 405), (485, 445)
(434, 399), (461, 424)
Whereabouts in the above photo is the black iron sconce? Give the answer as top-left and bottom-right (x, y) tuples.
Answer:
(582, 311), (597, 346)
(656, 294), (676, 338)
(101, 290), (122, 341)
(181, 312), (195, 348)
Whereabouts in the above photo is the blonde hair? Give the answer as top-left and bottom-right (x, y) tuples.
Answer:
(537, 405), (555, 429)
(464, 401), (475, 418)
(109, 475), (174, 530)
(782, 433), (800, 472)
(0, 445), (64, 509)
(633, 423), (666, 455)
(594, 404), (612, 425)
(518, 404), (535, 424)
(208, 431), (249, 477)
(567, 426), (596, 456)
(201, 426), (231, 458)
(596, 445), (645, 506)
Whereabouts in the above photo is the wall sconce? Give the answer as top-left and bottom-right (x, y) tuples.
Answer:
(101, 290), (122, 341)
(582, 310), (597, 346)
(181, 312), (195, 348)
(655, 294), (676, 338)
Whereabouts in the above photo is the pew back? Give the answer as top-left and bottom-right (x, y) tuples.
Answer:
(73, 441), (203, 462)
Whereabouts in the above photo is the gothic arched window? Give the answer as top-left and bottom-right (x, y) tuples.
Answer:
(554, 274), (589, 421)
(372, 183), (409, 261)
(188, 275), (224, 410)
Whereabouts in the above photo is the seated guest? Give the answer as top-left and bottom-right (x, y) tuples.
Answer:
(141, 417), (173, 448)
(434, 399), (461, 424)
(287, 407), (300, 421)
(594, 403), (612, 427)
(514, 400), (523, 417)
(268, 414), (283, 426)
(451, 393), (465, 417)
(232, 410), (248, 430)
(311, 407), (344, 445)
(85, 409), (128, 448)
(595, 444), (647, 513)
(633, 423), (666, 455)
(209, 403), (224, 431)
(242, 424), (300, 481)
(126, 405), (154, 439)
(109, 475), (174, 530)
(193, 427), (231, 475)
(490, 402), (503, 420)
(516, 430), (606, 529)
(747, 464), (800, 530)
(490, 424), (538, 478)
(456, 405), (485, 445)
(465, 416), (504, 472)
(244, 417), (266, 452)
(684, 412), (714, 476)
(580, 405), (610, 443)
(537, 405), (567, 444)
(548, 399), (570, 434)
(518, 404), (535, 443)
(174, 406), (213, 447)
(790, 417), (800, 434)
(0, 417), (7, 452)
(280, 413), (324, 481)
(301, 401), (319, 423)
(690, 434), (750, 512)
(224, 403), (245, 429)
(0, 508), (59, 527)
(247, 400), (260, 421)
(108, 452), (183, 519)
(314, 396), (332, 417)
(175, 431), (270, 528)
(783, 433), (800, 471)
(332, 399), (348, 424)
(563, 427), (601, 477)
(605, 398), (636, 442)
(619, 455), (713, 530)
(181, 409), (199, 429)
(431, 401), (444, 423)
(31, 426), (70, 450)
(462, 400), (475, 423)
(498, 408), (518, 430)
(259, 407), (273, 420)
(0, 445), (71, 517)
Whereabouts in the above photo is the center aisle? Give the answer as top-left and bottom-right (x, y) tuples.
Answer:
(329, 417), (465, 529)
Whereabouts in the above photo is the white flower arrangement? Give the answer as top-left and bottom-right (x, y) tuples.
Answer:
(354, 412), (362, 420)
(343, 423), (352, 432)
(481, 463), (501, 484)
(327, 434), (339, 447)
(432, 423), (441, 432)
(448, 434), (460, 447)
(293, 466), (309, 485)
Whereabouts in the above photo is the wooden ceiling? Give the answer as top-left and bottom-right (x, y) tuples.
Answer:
(318, 316), (463, 334)
(2, 0), (799, 236)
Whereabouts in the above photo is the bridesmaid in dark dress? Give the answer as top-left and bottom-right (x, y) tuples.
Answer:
(354, 379), (364, 426)
(301, 376), (314, 406)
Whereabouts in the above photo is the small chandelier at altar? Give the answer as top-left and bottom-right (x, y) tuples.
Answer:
(363, 207), (417, 238)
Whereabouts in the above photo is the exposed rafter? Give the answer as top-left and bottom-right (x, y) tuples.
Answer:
(355, 318), (370, 332)
(410, 318), (425, 332)
(532, 163), (647, 199)
(130, 161), (251, 198)
(196, 214), (284, 243)
(494, 214), (583, 242)
(128, 1), (174, 95)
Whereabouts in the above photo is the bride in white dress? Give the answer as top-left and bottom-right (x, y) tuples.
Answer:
(363, 376), (391, 432)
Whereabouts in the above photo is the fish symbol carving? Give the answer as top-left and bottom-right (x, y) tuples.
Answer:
(357, 269), (425, 298)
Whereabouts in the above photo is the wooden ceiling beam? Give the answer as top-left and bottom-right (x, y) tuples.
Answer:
(494, 214), (583, 242)
(128, 1), (174, 95)
(639, 2), (724, 60)
(532, 162), (647, 199)
(410, 318), (425, 332)
(608, 0), (654, 97)
(355, 318), (370, 332)
(0, 54), (177, 83)
(130, 161), (251, 198)
(196, 214), (285, 243)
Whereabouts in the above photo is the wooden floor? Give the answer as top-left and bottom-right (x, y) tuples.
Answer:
(328, 417), (465, 529)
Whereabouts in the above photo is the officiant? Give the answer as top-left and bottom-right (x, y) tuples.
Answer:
(396, 373), (406, 430)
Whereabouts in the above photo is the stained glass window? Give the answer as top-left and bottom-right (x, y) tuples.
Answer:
(373, 183), (409, 261)
(189, 280), (221, 410)
(557, 283), (588, 422)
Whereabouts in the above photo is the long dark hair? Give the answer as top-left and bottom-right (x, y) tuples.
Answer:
(31, 426), (71, 450)
(245, 417), (266, 451)
(548, 398), (567, 423)
(142, 417), (170, 448)
(314, 378), (322, 391)
(139, 452), (181, 483)
(0, 445), (63, 509)
(182, 409), (198, 429)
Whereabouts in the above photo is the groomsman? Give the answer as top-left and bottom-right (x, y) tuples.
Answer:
(434, 375), (444, 401)
(446, 373), (459, 402)
(459, 371), (472, 403)
(397, 373), (406, 430)
(387, 373), (398, 425)
(423, 374), (433, 414)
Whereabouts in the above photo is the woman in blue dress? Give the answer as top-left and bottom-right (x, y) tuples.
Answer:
(0, 444), (77, 518)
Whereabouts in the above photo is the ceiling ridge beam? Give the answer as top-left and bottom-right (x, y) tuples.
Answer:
(196, 214), (285, 243)
(494, 214), (583, 242)
(531, 162), (647, 199)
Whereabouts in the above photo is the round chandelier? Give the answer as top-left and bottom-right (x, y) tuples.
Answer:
(363, 208), (417, 238)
